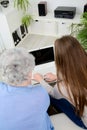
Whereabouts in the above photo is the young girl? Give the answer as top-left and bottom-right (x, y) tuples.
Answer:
(33, 35), (87, 128)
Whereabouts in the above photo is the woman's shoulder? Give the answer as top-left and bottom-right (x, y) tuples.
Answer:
(29, 84), (50, 108)
(0, 82), (44, 93)
(31, 84), (49, 97)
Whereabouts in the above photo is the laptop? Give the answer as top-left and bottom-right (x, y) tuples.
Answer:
(29, 46), (56, 84)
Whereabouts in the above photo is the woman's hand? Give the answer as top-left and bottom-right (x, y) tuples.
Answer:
(32, 73), (44, 83)
(44, 73), (57, 82)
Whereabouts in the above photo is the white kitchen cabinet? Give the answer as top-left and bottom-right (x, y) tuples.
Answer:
(43, 21), (58, 36)
(57, 21), (72, 37)
(29, 12), (80, 37)
(30, 20), (57, 36)
(30, 20), (44, 35)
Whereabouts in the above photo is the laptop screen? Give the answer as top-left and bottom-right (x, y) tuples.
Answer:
(30, 46), (54, 65)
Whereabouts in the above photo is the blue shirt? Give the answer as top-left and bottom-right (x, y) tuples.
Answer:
(0, 82), (54, 130)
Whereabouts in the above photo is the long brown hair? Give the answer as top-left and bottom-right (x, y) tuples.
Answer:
(54, 35), (87, 117)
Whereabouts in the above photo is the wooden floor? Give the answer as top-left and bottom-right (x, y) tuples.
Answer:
(17, 34), (57, 50)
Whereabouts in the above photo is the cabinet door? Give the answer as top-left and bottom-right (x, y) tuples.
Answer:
(58, 22), (71, 37)
(29, 20), (44, 34)
(43, 21), (57, 36)
(29, 20), (57, 36)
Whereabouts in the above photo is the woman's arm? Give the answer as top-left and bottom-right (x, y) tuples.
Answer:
(33, 73), (54, 96)
(33, 73), (72, 100)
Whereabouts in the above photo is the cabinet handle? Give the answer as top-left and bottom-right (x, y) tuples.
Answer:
(35, 20), (39, 22)
(62, 22), (65, 24)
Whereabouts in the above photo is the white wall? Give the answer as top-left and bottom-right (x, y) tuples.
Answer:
(0, 10), (15, 52)
(29, 0), (87, 15)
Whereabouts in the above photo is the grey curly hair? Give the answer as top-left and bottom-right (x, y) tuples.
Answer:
(0, 47), (35, 85)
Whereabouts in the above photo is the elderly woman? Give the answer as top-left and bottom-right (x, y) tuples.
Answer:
(0, 47), (54, 130)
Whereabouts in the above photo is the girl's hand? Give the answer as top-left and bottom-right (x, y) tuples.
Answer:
(32, 73), (43, 83)
(44, 73), (57, 82)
